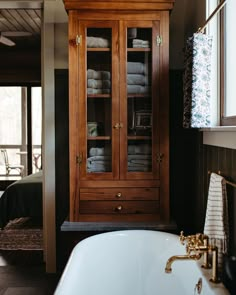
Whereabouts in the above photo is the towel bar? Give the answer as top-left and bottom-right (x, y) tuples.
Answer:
(208, 170), (236, 188)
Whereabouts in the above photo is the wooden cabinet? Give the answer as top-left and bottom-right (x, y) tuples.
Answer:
(64, 0), (175, 222)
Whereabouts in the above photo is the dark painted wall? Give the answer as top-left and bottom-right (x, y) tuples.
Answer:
(55, 69), (69, 227)
(169, 70), (202, 233)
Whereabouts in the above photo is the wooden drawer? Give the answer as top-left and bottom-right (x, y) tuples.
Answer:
(79, 201), (159, 215)
(80, 187), (159, 201)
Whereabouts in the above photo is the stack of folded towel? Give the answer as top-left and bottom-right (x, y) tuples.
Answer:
(132, 39), (150, 48)
(87, 147), (111, 172)
(87, 69), (111, 94)
(128, 144), (151, 172)
(127, 62), (150, 94)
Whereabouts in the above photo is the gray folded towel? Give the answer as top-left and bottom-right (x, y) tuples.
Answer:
(89, 147), (111, 157)
(87, 69), (111, 80)
(87, 155), (111, 172)
(87, 88), (111, 94)
(87, 79), (111, 89)
(128, 159), (151, 166)
(127, 74), (149, 85)
(87, 36), (110, 48)
(132, 39), (150, 48)
(127, 62), (148, 75)
(128, 155), (152, 160)
(127, 85), (150, 94)
(128, 144), (151, 155)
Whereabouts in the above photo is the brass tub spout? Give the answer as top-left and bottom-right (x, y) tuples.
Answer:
(165, 253), (202, 273)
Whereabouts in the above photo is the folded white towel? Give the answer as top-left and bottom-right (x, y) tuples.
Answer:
(203, 172), (229, 272)
(87, 36), (110, 48)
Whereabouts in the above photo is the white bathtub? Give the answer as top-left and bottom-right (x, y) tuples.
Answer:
(55, 230), (229, 295)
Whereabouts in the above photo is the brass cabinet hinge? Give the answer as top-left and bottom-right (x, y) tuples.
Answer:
(76, 154), (83, 165)
(76, 35), (82, 46)
(157, 153), (164, 163)
(156, 35), (162, 46)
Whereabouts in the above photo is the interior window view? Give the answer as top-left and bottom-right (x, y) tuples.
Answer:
(0, 86), (42, 177)
(0, 0), (236, 295)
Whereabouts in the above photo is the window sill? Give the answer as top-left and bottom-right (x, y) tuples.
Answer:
(200, 126), (236, 150)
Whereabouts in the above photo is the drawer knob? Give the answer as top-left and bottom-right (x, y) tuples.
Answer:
(116, 192), (122, 198)
(115, 205), (123, 212)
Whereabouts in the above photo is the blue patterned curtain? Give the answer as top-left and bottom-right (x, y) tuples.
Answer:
(183, 33), (213, 128)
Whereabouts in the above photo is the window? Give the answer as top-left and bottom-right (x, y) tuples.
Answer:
(32, 87), (42, 172)
(207, 0), (236, 127)
(220, 0), (236, 125)
(0, 86), (42, 177)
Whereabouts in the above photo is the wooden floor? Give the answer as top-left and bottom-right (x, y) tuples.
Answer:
(0, 250), (61, 295)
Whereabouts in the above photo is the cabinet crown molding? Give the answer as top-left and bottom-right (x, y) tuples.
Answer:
(63, 0), (175, 11)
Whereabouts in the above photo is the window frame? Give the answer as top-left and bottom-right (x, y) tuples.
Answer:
(220, 2), (236, 126)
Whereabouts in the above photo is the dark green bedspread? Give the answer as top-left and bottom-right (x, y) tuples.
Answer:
(0, 171), (42, 229)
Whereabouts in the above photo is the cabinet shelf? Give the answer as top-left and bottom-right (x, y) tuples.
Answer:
(88, 136), (111, 141)
(127, 48), (151, 52)
(87, 48), (110, 52)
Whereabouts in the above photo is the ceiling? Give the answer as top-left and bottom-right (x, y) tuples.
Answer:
(0, 1), (67, 83)
(0, 7), (41, 49)
(0, 1), (43, 83)
(0, 0), (44, 51)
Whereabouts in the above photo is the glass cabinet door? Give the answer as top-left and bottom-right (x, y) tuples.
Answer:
(78, 21), (119, 179)
(120, 21), (160, 179)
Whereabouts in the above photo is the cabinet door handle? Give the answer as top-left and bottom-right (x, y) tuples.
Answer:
(116, 192), (122, 198)
(114, 205), (123, 212)
(113, 123), (123, 129)
(113, 123), (120, 129)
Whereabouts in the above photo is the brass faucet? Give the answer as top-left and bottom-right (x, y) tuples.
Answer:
(165, 253), (202, 273)
(165, 231), (220, 283)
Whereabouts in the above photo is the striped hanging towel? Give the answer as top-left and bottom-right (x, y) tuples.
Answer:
(183, 33), (213, 128)
(203, 173), (229, 273)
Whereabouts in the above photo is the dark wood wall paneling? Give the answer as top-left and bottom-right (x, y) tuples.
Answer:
(170, 70), (236, 257)
(201, 145), (236, 255)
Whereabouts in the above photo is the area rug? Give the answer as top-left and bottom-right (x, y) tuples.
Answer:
(0, 217), (43, 250)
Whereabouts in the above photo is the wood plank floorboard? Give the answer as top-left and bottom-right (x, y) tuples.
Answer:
(0, 250), (61, 295)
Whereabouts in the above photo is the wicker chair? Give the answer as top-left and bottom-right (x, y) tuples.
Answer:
(1, 149), (24, 176)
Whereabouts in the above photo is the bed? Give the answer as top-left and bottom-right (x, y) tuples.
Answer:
(0, 171), (42, 229)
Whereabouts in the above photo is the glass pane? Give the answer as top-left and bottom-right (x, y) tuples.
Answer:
(87, 140), (112, 173)
(127, 27), (152, 172)
(86, 28), (112, 173)
(31, 87), (42, 172)
(0, 87), (24, 176)
(0, 87), (22, 144)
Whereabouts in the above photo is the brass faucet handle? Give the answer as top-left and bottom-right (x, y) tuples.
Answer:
(179, 231), (186, 245)
(179, 231), (196, 245)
